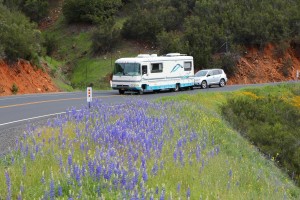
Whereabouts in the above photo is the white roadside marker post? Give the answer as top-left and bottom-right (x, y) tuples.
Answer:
(87, 87), (92, 108)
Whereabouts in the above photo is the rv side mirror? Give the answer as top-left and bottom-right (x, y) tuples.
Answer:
(207, 74), (211, 77)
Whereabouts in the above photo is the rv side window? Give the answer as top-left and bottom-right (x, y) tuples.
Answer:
(151, 63), (163, 73)
(184, 62), (192, 71)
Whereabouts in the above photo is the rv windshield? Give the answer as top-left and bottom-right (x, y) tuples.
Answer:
(114, 63), (141, 76)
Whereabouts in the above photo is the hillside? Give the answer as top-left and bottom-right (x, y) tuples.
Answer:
(0, 60), (59, 96)
(229, 44), (300, 84)
(0, 43), (299, 96)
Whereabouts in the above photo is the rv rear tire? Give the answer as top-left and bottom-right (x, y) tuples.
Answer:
(173, 84), (180, 92)
(138, 90), (144, 95)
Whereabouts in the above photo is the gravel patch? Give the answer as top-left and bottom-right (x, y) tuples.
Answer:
(0, 118), (52, 157)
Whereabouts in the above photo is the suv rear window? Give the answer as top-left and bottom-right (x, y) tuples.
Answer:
(212, 69), (223, 75)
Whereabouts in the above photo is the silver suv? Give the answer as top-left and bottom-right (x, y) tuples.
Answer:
(194, 69), (227, 89)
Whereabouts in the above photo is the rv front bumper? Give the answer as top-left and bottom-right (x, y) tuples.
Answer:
(112, 83), (142, 91)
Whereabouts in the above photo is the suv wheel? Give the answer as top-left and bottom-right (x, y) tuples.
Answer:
(219, 79), (225, 87)
(201, 81), (207, 89)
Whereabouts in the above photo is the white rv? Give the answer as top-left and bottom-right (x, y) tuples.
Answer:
(111, 53), (194, 94)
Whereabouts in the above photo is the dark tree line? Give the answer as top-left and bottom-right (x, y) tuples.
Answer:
(121, 0), (300, 71)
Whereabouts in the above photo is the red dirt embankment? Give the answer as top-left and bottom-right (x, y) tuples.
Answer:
(228, 44), (300, 84)
(0, 60), (59, 96)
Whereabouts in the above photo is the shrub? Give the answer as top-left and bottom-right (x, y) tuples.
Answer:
(11, 83), (19, 94)
(157, 31), (183, 55)
(0, 4), (42, 61)
(273, 41), (290, 58)
(62, 0), (122, 24)
(91, 24), (120, 54)
(280, 58), (293, 77)
(22, 0), (49, 22)
(221, 87), (300, 185)
(121, 9), (163, 43)
(42, 32), (58, 56)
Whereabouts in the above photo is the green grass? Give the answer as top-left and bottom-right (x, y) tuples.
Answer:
(42, 56), (73, 92)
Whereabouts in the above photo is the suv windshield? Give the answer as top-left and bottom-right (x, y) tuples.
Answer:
(195, 70), (208, 77)
(114, 63), (141, 76)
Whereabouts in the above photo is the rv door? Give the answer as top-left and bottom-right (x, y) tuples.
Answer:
(142, 65), (148, 75)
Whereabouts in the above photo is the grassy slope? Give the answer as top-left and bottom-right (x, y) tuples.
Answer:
(44, 15), (151, 90)
(0, 84), (299, 199)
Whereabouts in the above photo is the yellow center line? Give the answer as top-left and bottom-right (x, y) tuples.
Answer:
(0, 95), (120, 109)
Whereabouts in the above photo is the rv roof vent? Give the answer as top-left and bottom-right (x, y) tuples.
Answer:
(166, 53), (181, 57)
(137, 54), (151, 58)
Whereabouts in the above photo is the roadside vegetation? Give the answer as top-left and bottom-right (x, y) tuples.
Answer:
(0, 84), (300, 199)
(221, 83), (300, 185)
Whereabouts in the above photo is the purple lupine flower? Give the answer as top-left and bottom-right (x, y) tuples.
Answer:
(173, 149), (178, 162)
(152, 163), (158, 176)
(59, 155), (63, 173)
(5, 171), (12, 200)
(113, 178), (119, 189)
(68, 153), (73, 166)
(142, 170), (148, 182)
(58, 184), (63, 196)
(35, 145), (39, 153)
(22, 164), (26, 175)
(49, 179), (55, 200)
(187, 187), (191, 198)
(96, 164), (102, 180)
(177, 183), (181, 193)
(215, 146), (220, 155)
(150, 194), (154, 200)
(179, 149), (184, 166)
(160, 188), (165, 200)
(141, 156), (146, 168)
(196, 145), (201, 162)
(229, 169), (232, 178)
(155, 186), (159, 195)
(73, 164), (81, 185)
(81, 162), (86, 177)
(121, 171), (127, 188)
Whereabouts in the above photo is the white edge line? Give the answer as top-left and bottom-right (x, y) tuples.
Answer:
(0, 112), (67, 127)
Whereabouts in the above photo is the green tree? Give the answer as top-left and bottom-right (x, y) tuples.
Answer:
(122, 8), (163, 43)
(157, 31), (183, 55)
(63, 0), (122, 24)
(0, 4), (42, 61)
(22, 0), (49, 22)
(91, 23), (120, 54)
